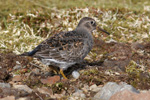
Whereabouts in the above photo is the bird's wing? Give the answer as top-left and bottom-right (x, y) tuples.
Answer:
(32, 31), (88, 63)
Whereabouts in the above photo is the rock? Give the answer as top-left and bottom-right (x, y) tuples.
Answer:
(89, 84), (101, 92)
(93, 82), (139, 100)
(40, 76), (60, 84)
(72, 89), (86, 98)
(13, 85), (32, 93)
(16, 97), (29, 100)
(36, 87), (53, 96)
(0, 88), (16, 97)
(12, 75), (22, 82)
(0, 96), (15, 100)
(49, 90), (65, 99)
(72, 70), (80, 79)
(82, 84), (90, 93)
(110, 90), (150, 100)
(0, 83), (11, 88)
(1, 87), (29, 97)
(51, 93), (65, 99)
(13, 65), (22, 70)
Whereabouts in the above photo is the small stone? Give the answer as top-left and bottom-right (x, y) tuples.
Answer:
(72, 70), (80, 79)
(13, 85), (32, 93)
(68, 96), (80, 100)
(16, 97), (29, 100)
(82, 84), (90, 93)
(37, 87), (53, 96)
(0, 83), (11, 88)
(51, 93), (64, 99)
(0, 96), (15, 100)
(13, 65), (22, 70)
(40, 76), (60, 84)
(93, 82), (139, 100)
(72, 89), (86, 98)
(16, 61), (21, 64)
(12, 75), (22, 82)
(89, 84), (101, 92)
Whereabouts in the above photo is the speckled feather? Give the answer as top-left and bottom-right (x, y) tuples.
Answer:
(33, 30), (93, 63)
(21, 17), (97, 69)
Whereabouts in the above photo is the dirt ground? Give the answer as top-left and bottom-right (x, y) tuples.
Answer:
(0, 40), (150, 99)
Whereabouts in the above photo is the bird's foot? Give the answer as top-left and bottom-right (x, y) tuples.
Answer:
(60, 69), (68, 79)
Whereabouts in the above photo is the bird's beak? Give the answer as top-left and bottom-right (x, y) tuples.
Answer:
(97, 27), (110, 35)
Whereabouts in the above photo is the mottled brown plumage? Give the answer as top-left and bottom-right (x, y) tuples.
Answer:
(21, 17), (110, 79)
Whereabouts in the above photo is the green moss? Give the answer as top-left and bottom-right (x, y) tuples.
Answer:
(51, 82), (64, 93)
(83, 69), (99, 75)
(126, 60), (141, 73)
(14, 69), (30, 75)
(125, 60), (150, 88)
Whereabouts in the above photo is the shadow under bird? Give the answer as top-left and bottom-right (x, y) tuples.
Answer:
(20, 17), (110, 79)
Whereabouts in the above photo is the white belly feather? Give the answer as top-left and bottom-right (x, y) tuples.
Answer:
(41, 59), (75, 70)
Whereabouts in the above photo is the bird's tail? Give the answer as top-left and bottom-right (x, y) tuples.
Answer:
(19, 52), (34, 61)
(19, 45), (40, 56)
(19, 50), (37, 56)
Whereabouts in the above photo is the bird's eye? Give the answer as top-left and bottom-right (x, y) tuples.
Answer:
(90, 21), (95, 25)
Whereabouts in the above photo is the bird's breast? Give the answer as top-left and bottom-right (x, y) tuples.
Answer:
(86, 32), (94, 50)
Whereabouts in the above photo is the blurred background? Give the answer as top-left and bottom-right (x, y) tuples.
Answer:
(0, 0), (150, 18)
(1, 0), (150, 17)
(0, 0), (150, 54)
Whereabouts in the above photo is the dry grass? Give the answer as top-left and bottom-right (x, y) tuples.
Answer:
(0, 0), (150, 54)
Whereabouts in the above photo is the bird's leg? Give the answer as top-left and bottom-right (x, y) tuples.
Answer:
(49, 66), (59, 74)
(60, 69), (68, 79)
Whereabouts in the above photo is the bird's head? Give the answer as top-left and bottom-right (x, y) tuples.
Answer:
(77, 17), (110, 35)
(77, 17), (96, 32)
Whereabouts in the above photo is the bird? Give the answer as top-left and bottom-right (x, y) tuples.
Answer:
(20, 17), (110, 79)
